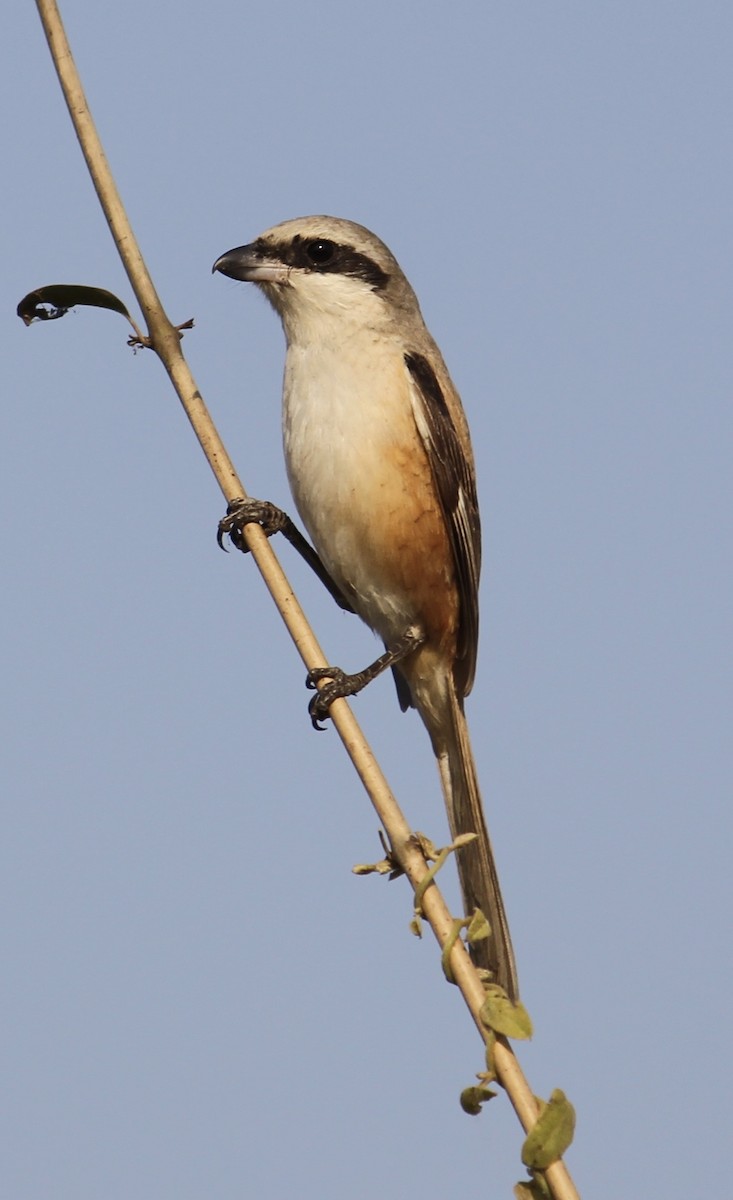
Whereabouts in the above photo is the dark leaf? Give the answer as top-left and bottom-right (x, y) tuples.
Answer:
(17, 284), (132, 327)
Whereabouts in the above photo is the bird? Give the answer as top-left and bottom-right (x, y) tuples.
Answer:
(213, 216), (519, 999)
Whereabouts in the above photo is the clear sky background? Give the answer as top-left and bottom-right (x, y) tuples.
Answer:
(3, 3), (731, 1197)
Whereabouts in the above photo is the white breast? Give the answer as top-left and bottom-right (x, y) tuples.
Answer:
(282, 335), (420, 642)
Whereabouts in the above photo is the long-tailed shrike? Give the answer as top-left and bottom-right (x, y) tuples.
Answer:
(214, 216), (518, 999)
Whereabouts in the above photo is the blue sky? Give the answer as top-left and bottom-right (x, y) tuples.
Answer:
(4, 3), (732, 1197)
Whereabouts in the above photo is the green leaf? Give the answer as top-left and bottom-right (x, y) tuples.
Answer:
(466, 908), (490, 944)
(521, 1089), (576, 1169)
(460, 1085), (496, 1115)
(17, 284), (132, 326)
(479, 985), (533, 1039)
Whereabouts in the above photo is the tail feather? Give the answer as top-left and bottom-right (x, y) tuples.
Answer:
(435, 688), (519, 1000)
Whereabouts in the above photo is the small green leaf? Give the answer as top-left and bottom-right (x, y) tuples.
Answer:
(480, 985), (533, 1039)
(521, 1089), (576, 1169)
(466, 908), (490, 944)
(460, 1085), (496, 1115)
(17, 284), (132, 326)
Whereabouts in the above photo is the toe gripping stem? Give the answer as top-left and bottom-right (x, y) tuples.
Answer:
(306, 626), (425, 730)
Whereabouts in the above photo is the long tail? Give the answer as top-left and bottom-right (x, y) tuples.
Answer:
(434, 686), (519, 1000)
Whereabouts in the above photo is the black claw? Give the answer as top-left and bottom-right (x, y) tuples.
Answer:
(217, 498), (248, 552)
(309, 704), (330, 732)
(308, 684), (338, 729)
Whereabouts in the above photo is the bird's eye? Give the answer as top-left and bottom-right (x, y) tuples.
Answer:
(305, 239), (335, 265)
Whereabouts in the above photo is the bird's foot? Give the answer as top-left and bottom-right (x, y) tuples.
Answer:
(306, 665), (376, 730)
(217, 498), (289, 552)
(306, 627), (426, 730)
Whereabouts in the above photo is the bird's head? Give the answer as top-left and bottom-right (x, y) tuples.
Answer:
(213, 215), (422, 344)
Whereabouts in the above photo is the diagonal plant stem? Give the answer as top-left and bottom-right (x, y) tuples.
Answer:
(34, 3), (580, 1197)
